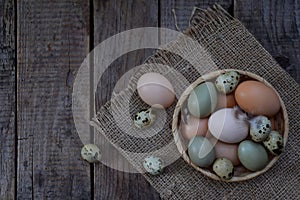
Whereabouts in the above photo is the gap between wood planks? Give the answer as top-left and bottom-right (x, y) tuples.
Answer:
(14, 0), (18, 199)
(89, 0), (95, 199)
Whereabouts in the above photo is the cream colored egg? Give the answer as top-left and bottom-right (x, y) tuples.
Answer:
(137, 73), (175, 108)
(208, 108), (249, 143)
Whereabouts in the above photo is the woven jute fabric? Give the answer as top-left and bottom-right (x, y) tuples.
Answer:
(93, 4), (300, 199)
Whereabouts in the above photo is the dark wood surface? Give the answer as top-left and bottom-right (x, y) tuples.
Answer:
(234, 0), (300, 83)
(17, 0), (91, 199)
(0, 0), (15, 199)
(0, 0), (299, 199)
(93, 1), (160, 199)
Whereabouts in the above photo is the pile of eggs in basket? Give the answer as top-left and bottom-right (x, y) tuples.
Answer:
(134, 71), (285, 180)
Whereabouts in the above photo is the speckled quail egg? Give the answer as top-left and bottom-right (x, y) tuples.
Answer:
(143, 156), (164, 175)
(133, 108), (155, 129)
(249, 116), (271, 142)
(215, 71), (240, 94)
(81, 144), (101, 163)
(213, 158), (234, 180)
(263, 131), (284, 155)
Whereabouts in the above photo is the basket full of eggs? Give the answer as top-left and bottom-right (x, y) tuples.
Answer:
(172, 69), (288, 182)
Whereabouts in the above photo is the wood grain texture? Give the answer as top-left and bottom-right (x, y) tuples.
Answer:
(17, 0), (91, 199)
(93, 0), (161, 199)
(7, 0), (298, 199)
(94, 0), (159, 108)
(160, 0), (233, 31)
(0, 0), (15, 199)
(234, 0), (300, 84)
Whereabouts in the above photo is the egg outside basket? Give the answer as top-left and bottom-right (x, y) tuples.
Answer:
(172, 69), (289, 182)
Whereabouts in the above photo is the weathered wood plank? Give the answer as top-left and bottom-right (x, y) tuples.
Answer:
(93, 0), (161, 199)
(17, 0), (91, 199)
(160, 0), (233, 31)
(0, 0), (15, 199)
(234, 0), (300, 83)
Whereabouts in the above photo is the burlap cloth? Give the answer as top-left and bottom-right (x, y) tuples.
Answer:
(93, 4), (300, 199)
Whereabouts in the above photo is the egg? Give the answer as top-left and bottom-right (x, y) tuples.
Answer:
(188, 136), (215, 167)
(215, 71), (240, 94)
(249, 116), (271, 142)
(133, 108), (155, 129)
(180, 116), (208, 140)
(235, 80), (281, 116)
(263, 131), (284, 155)
(216, 93), (237, 110)
(137, 73), (175, 108)
(269, 117), (276, 130)
(187, 82), (218, 118)
(213, 158), (234, 180)
(208, 108), (249, 143)
(238, 140), (269, 171)
(143, 156), (164, 175)
(81, 144), (102, 163)
(209, 137), (240, 166)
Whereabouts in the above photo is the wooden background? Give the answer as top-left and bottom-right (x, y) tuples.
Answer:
(0, 0), (299, 199)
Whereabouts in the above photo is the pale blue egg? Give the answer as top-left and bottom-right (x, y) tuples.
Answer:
(188, 136), (215, 167)
(238, 140), (269, 171)
(187, 82), (217, 118)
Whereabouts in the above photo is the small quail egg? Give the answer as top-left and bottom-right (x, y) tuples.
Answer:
(215, 71), (240, 94)
(133, 108), (155, 129)
(249, 116), (271, 142)
(81, 144), (101, 163)
(263, 131), (284, 155)
(213, 158), (234, 180)
(143, 156), (164, 175)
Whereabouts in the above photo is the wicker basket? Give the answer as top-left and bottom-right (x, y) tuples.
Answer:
(172, 69), (289, 182)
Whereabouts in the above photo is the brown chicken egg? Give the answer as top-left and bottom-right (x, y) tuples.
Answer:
(234, 81), (281, 116)
(216, 93), (237, 110)
(209, 136), (240, 166)
(180, 116), (208, 140)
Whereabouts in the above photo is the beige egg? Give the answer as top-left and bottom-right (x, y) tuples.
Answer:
(216, 93), (237, 110)
(209, 137), (240, 166)
(137, 73), (175, 108)
(181, 116), (208, 140)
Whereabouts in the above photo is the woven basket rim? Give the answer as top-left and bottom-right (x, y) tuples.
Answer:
(171, 69), (289, 182)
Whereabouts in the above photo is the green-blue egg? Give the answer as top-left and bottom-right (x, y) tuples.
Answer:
(188, 136), (215, 167)
(187, 82), (218, 118)
(238, 140), (269, 171)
